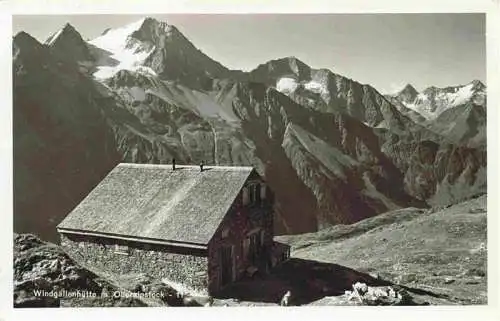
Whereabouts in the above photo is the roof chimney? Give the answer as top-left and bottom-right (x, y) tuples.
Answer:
(172, 158), (176, 170)
(200, 161), (204, 172)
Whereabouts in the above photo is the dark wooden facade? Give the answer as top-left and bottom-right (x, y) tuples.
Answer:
(207, 174), (275, 293)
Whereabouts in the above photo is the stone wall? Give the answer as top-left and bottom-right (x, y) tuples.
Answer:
(60, 233), (209, 295)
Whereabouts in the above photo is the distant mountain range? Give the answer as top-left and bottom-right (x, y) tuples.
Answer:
(385, 81), (486, 146)
(13, 17), (487, 241)
(388, 81), (486, 120)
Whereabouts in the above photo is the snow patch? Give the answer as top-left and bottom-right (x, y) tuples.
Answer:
(128, 86), (147, 101)
(276, 77), (298, 93)
(304, 80), (328, 96)
(46, 28), (63, 46)
(449, 83), (474, 106)
(416, 93), (428, 102)
(401, 83), (482, 120)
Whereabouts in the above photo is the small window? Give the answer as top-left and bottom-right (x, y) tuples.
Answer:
(221, 228), (229, 238)
(260, 184), (267, 200)
(255, 183), (261, 204)
(114, 244), (129, 255)
(242, 187), (249, 205)
(249, 185), (255, 204)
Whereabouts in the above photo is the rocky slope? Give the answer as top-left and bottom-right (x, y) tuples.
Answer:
(277, 195), (487, 305)
(14, 233), (147, 307)
(428, 103), (486, 147)
(13, 17), (487, 241)
(13, 233), (209, 307)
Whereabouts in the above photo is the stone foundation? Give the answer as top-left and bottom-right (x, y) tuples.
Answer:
(60, 233), (209, 295)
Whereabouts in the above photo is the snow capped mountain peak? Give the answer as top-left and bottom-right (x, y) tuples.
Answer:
(392, 80), (486, 120)
(90, 17), (180, 50)
(128, 17), (184, 45)
(83, 17), (230, 88)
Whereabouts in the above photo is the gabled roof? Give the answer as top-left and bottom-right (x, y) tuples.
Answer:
(57, 163), (254, 245)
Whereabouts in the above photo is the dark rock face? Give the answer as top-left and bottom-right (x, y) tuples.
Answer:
(395, 84), (419, 104)
(45, 23), (94, 63)
(230, 83), (425, 230)
(381, 136), (486, 206)
(429, 103), (486, 146)
(13, 32), (121, 241)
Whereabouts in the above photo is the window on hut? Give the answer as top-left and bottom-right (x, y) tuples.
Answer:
(255, 183), (261, 205)
(221, 228), (229, 239)
(242, 187), (249, 205)
(248, 185), (255, 205)
(114, 244), (129, 255)
(260, 184), (267, 200)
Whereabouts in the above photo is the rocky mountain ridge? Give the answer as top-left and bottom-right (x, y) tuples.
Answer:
(387, 80), (486, 121)
(13, 17), (487, 241)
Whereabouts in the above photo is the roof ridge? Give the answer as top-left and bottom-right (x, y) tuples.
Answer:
(117, 163), (254, 171)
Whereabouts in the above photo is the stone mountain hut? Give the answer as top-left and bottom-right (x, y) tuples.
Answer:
(57, 163), (289, 295)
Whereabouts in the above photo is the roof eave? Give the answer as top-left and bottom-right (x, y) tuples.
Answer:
(57, 227), (208, 250)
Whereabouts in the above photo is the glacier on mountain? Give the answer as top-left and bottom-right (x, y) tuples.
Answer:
(276, 77), (299, 94)
(390, 81), (485, 120)
(89, 19), (157, 79)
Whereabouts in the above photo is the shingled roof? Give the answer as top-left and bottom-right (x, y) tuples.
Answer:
(57, 163), (255, 246)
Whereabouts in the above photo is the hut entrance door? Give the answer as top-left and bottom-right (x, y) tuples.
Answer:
(219, 245), (234, 287)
